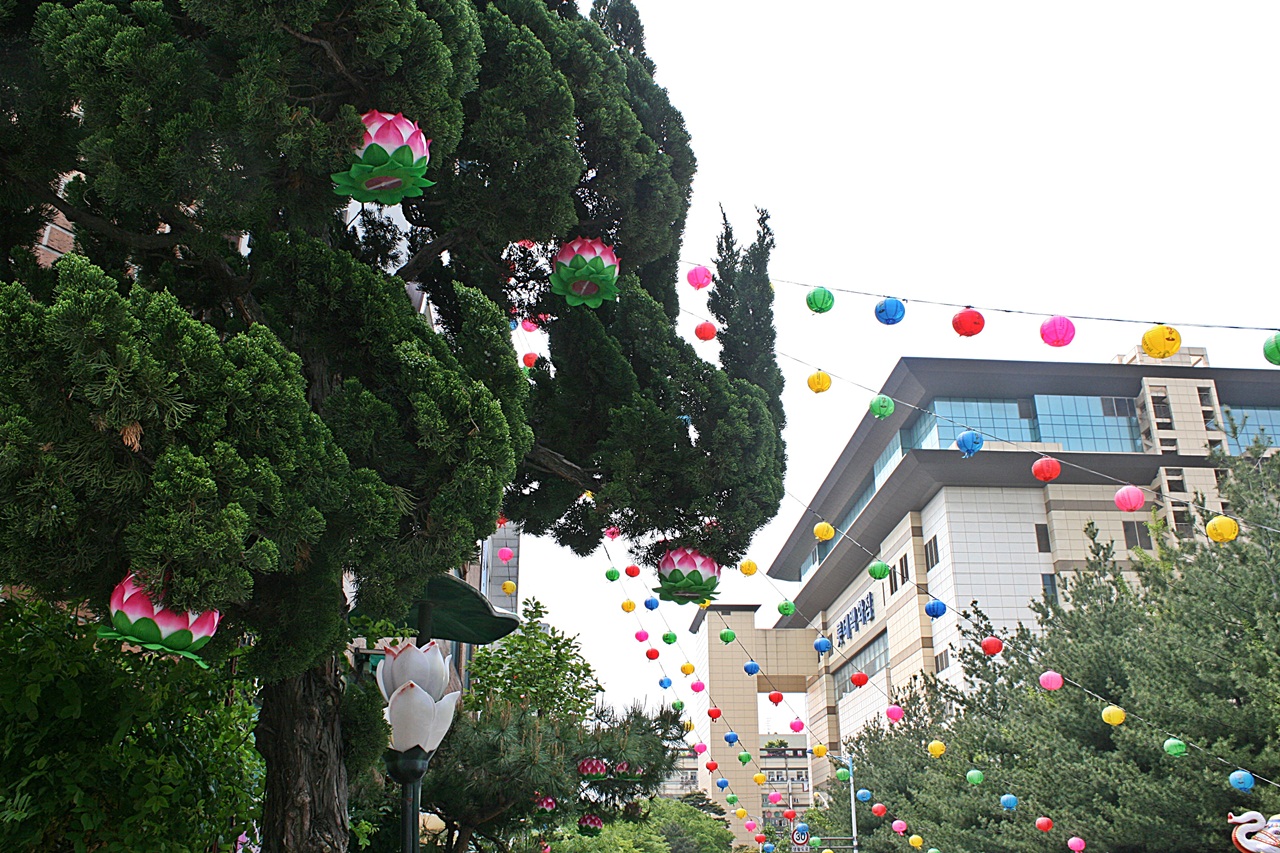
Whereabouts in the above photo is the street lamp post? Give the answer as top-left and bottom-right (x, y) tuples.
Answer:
(833, 753), (858, 853)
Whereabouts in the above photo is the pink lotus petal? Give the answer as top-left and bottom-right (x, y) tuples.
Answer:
(373, 120), (405, 150)
(109, 577), (129, 614)
(120, 585), (157, 622)
(189, 609), (220, 639)
(406, 129), (430, 161)
(152, 607), (192, 638)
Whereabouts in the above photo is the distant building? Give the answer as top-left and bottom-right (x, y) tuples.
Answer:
(659, 747), (700, 799)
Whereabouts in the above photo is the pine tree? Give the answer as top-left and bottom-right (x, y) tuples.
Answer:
(0, 0), (786, 849)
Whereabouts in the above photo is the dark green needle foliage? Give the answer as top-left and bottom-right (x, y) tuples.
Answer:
(1, 0), (784, 848)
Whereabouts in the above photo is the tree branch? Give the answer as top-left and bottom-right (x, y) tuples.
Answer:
(524, 443), (601, 492)
(278, 23), (362, 90)
(395, 226), (466, 282)
(27, 181), (183, 251)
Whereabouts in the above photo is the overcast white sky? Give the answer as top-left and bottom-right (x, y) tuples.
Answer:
(517, 1), (1280, 731)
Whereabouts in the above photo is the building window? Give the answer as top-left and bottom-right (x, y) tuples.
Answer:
(1203, 409), (1218, 430)
(1035, 524), (1051, 553)
(1160, 438), (1178, 454)
(1209, 438), (1224, 453)
(1164, 468), (1186, 492)
(924, 536), (940, 570)
(888, 566), (899, 593)
(1215, 468), (1229, 489)
(899, 554), (910, 585)
(1123, 520), (1153, 550)
(1041, 573), (1058, 605)
(934, 648), (950, 673)
(1100, 397), (1136, 417)
(1198, 387), (1214, 407)
(1172, 508), (1194, 536)
(833, 631), (890, 699)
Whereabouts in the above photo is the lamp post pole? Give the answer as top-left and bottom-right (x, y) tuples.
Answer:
(834, 753), (857, 853)
(384, 746), (434, 853)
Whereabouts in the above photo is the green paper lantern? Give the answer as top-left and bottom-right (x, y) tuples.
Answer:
(835, 768), (850, 781)
(605, 567), (620, 581)
(726, 794), (738, 805)
(738, 751), (752, 764)
(331, 111), (434, 205)
(868, 560), (891, 580)
(1164, 737), (1187, 756)
(870, 395), (895, 419)
(720, 628), (737, 643)
(672, 700), (685, 712)
(1265, 333), (1280, 366)
(663, 631), (678, 645)
(966, 769), (984, 785)
(806, 286), (835, 314)
(810, 839), (821, 847)
(778, 600), (796, 616)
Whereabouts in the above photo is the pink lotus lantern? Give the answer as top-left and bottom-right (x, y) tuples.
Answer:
(98, 574), (221, 666)
(498, 546), (515, 563)
(537, 795), (556, 811)
(1040, 316), (1076, 347)
(549, 238), (621, 309)
(1039, 670), (1064, 690)
(687, 266), (713, 289)
(892, 820), (907, 835)
(886, 704), (905, 722)
(1114, 485), (1145, 512)
(331, 111), (433, 204)
(577, 815), (603, 837)
(654, 547), (722, 604)
(577, 758), (609, 778)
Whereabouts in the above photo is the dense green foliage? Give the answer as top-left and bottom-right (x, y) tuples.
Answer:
(804, 449), (1280, 853)
(0, 597), (262, 851)
(549, 797), (732, 853)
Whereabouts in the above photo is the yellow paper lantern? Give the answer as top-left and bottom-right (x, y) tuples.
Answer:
(501, 580), (516, 595)
(927, 739), (946, 758)
(808, 370), (832, 394)
(823, 849), (835, 853)
(740, 559), (759, 576)
(1207, 515), (1239, 543)
(813, 521), (835, 542)
(1102, 704), (1126, 726)
(1141, 324), (1181, 360)
(813, 744), (828, 758)
(621, 599), (636, 613)
(909, 835), (924, 849)
(698, 599), (712, 609)
(683, 720), (695, 732)
(735, 808), (748, 819)
(680, 662), (695, 676)
(753, 772), (767, 785)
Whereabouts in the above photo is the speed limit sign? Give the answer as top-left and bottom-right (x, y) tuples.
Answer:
(791, 826), (810, 846)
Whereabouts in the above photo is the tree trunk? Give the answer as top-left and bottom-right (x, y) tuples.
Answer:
(256, 655), (349, 852)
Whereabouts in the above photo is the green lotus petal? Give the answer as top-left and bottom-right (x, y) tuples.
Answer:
(389, 145), (417, 167)
(131, 617), (162, 644)
(187, 635), (212, 653)
(360, 143), (392, 167)
(664, 568), (687, 584)
(585, 256), (606, 272)
(112, 610), (134, 635)
(97, 626), (125, 640)
(162, 629), (194, 651)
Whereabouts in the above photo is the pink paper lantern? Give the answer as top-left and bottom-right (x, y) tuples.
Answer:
(1114, 485), (1145, 512)
(498, 546), (514, 563)
(768, 791), (783, 804)
(604, 526), (621, 540)
(886, 704), (904, 722)
(744, 820), (757, 831)
(687, 265), (713, 289)
(693, 742), (707, 754)
(521, 319), (540, 332)
(691, 680), (706, 693)
(790, 718), (805, 732)
(892, 819), (907, 835)
(1040, 315), (1076, 347)
(1039, 670), (1064, 691)
(635, 630), (649, 642)
(1068, 837), (1086, 852)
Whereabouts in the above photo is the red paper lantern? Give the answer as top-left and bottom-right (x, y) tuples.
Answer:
(768, 690), (783, 705)
(851, 671), (869, 687)
(625, 564), (641, 578)
(981, 636), (1004, 656)
(522, 352), (538, 368)
(706, 760), (718, 771)
(695, 321), (717, 341)
(1032, 456), (1061, 482)
(872, 803), (888, 817)
(952, 307), (985, 337)
(1036, 816), (1054, 832)
(709, 708), (722, 719)
(783, 809), (797, 821)
(645, 648), (659, 660)
(755, 835), (767, 844)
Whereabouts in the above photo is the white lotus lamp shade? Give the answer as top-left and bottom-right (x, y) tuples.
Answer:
(385, 681), (462, 752)
(376, 639), (451, 701)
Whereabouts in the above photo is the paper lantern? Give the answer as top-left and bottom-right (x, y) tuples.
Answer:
(871, 803), (887, 817)
(1102, 705), (1126, 726)
(870, 395), (896, 419)
(738, 751), (752, 764)
(966, 769), (984, 785)
(868, 560), (891, 580)
(635, 630), (649, 642)
(1036, 816), (1053, 832)
(892, 819), (907, 835)
(953, 307), (985, 337)
(744, 660), (761, 675)
(753, 772), (767, 785)
(763, 844), (776, 853)
(768, 791), (783, 804)
(981, 636), (1003, 656)
(778, 600), (796, 616)
(605, 568), (620, 581)
(654, 547), (722, 604)
(709, 708), (722, 720)
(925, 600), (946, 619)
(716, 777), (729, 790)
(1264, 333), (1280, 366)
(1067, 836), (1086, 852)
(876, 297), (906, 325)
(625, 564), (641, 577)
(1040, 315), (1076, 347)
(784, 808), (798, 820)
(99, 574), (221, 664)
(856, 788), (871, 802)
(807, 287), (835, 314)
(663, 632), (677, 645)
(691, 681), (706, 693)
(744, 820), (757, 831)
(578, 758), (609, 778)
(927, 739), (946, 758)
(672, 700), (685, 712)
(735, 807), (747, 817)
(688, 265), (713, 289)
(790, 719), (805, 732)
(332, 111), (433, 204)
(695, 321), (718, 341)
(724, 731), (739, 744)
(604, 525), (621, 540)
(521, 352), (538, 368)
(692, 742), (706, 754)
(1141, 324), (1181, 359)
(659, 677), (672, 688)
(795, 823), (809, 834)
(521, 318), (540, 332)
(835, 767), (850, 781)
(1000, 793), (1018, 810)
(621, 599), (635, 613)
(814, 636), (833, 654)
(644, 597), (660, 611)
(768, 690), (784, 705)
(497, 547), (514, 563)
(1231, 769), (1256, 791)
(814, 521), (836, 541)
(1207, 515), (1239, 543)
(499, 580), (516, 595)
(549, 238), (621, 308)
(812, 744), (829, 759)
(1032, 456), (1062, 482)
(577, 814), (603, 837)
(754, 834), (767, 845)
(909, 835), (924, 848)
(1114, 485), (1145, 512)
(645, 648), (659, 660)
(886, 704), (904, 722)
(681, 662), (695, 675)
(1039, 670), (1064, 690)
(851, 671), (869, 687)
(1164, 737), (1187, 756)
(808, 370), (833, 393)
(956, 430), (984, 457)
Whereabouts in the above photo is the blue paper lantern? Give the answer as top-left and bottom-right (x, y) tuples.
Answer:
(875, 297), (906, 325)
(644, 597), (660, 611)
(744, 660), (761, 675)
(763, 845), (776, 853)
(725, 732), (740, 744)
(795, 822), (809, 835)
(956, 430), (984, 458)
(1000, 793), (1018, 810)
(509, 319), (518, 330)
(1230, 769), (1255, 792)
(856, 788), (872, 802)
(677, 414), (692, 426)
(659, 677), (672, 689)
(814, 636), (833, 654)
(925, 600), (947, 620)
(717, 778), (729, 790)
